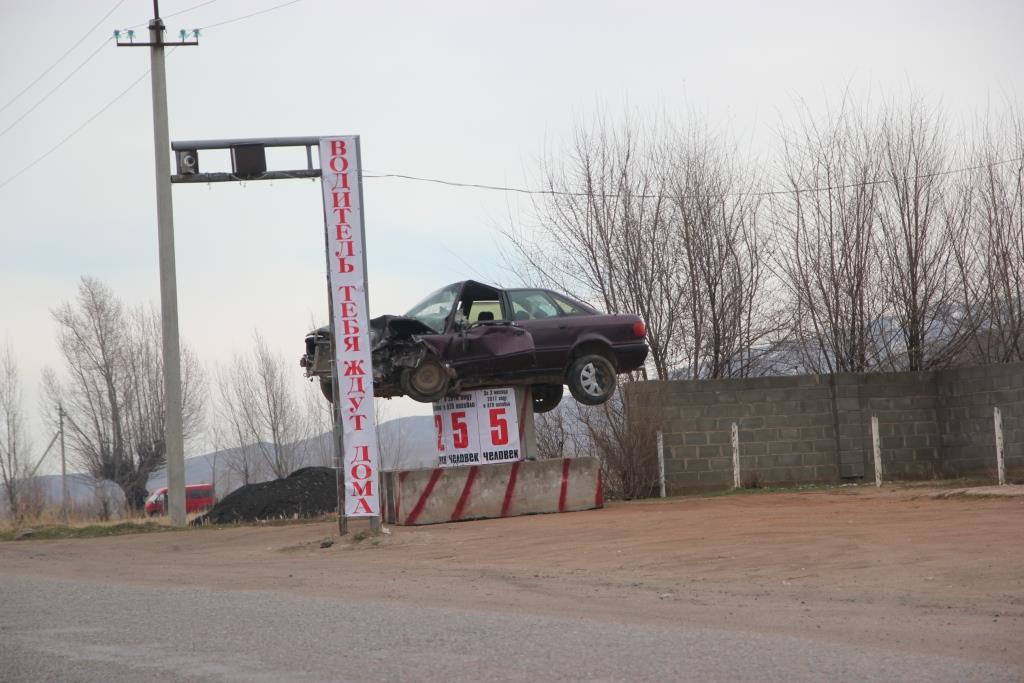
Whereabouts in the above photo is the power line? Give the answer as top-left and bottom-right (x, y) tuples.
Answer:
(0, 0), (306, 192)
(0, 64), (154, 192)
(0, 38), (111, 140)
(0, 0), (126, 116)
(1, 1), (224, 140)
(362, 156), (1024, 200)
(125, 0), (223, 30)
(164, 0), (222, 21)
(201, 0), (305, 30)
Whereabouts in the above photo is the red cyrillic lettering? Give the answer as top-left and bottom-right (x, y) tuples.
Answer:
(331, 190), (351, 208)
(343, 360), (365, 376)
(352, 480), (374, 497)
(329, 155), (349, 173)
(335, 239), (355, 257)
(334, 255), (354, 273)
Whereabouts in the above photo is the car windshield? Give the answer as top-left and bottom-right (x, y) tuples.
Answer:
(404, 284), (460, 332)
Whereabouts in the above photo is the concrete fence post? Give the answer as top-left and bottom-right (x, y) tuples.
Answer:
(656, 430), (666, 498)
(871, 415), (882, 487)
(731, 422), (740, 489)
(994, 406), (1005, 486)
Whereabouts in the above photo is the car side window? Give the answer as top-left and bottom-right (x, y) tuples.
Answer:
(508, 291), (560, 320)
(548, 292), (590, 316)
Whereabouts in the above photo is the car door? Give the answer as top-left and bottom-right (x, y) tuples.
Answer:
(451, 323), (536, 378)
(506, 290), (576, 372)
(433, 290), (536, 380)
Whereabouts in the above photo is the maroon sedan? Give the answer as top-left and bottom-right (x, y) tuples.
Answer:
(301, 280), (648, 412)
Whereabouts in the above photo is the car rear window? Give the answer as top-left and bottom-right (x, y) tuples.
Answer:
(188, 488), (213, 499)
(547, 292), (591, 316)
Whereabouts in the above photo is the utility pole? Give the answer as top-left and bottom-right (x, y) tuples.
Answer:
(59, 404), (68, 523)
(117, 2), (197, 526)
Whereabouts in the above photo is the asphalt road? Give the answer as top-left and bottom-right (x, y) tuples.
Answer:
(2, 574), (1019, 683)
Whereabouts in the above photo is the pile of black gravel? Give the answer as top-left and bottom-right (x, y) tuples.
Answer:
(192, 467), (337, 525)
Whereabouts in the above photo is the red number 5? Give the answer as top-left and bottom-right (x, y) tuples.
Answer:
(489, 408), (509, 446)
(451, 411), (469, 449)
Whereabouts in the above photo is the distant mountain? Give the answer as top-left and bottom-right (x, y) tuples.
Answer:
(3, 472), (126, 515)
(145, 415), (439, 493)
(1, 416), (439, 519)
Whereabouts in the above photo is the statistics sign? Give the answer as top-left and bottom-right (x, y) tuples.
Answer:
(318, 136), (380, 517)
(433, 388), (522, 468)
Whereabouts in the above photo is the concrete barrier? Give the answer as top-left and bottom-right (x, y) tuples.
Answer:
(382, 457), (603, 526)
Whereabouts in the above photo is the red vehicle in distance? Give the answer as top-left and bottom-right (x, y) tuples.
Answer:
(144, 484), (216, 516)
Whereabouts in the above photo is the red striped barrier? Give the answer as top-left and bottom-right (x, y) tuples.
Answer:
(382, 457), (603, 526)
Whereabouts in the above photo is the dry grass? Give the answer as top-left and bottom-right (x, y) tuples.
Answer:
(0, 504), (210, 537)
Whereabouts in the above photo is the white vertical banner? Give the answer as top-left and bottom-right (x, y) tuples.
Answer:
(319, 136), (380, 517)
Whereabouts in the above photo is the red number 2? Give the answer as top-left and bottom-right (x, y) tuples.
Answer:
(489, 408), (509, 446)
(451, 411), (469, 449)
(434, 415), (445, 452)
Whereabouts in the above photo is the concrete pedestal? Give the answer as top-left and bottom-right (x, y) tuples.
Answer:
(382, 456), (603, 526)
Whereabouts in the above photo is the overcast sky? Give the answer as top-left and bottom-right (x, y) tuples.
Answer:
(1, 0), (1022, 468)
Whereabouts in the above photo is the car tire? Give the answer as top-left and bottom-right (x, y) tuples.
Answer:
(319, 378), (333, 403)
(400, 356), (449, 403)
(532, 383), (563, 413)
(567, 354), (617, 405)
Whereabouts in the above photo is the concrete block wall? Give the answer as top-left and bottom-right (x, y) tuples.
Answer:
(936, 364), (1024, 477)
(627, 361), (1024, 493)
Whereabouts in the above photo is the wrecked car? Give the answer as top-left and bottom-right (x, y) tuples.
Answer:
(300, 280), (648, 412)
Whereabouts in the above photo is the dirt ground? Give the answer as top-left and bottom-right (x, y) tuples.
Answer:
(2, 485), (1022, 667)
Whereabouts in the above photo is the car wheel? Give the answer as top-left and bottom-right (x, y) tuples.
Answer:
(319, 378), (333, 403)
(532, 383), (563, 413)
(567, 354), (617, 405)
(400, 356), (449, 403)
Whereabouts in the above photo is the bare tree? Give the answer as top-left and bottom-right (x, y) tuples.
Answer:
(580, 387), (659, 499)
(302, 386), (334, 468)
(773, 98), (886, 373)
(213, 332), (307, 480)
(534, 399), (583, 460)
(506, 113), (683, 379)
(875, 99), (978, 370)
(0, 343), (32, 519)
(967, 111), (1024, 363)
(669, 126), (773, 378)
(51, 277), (205, 510)
(373, 399), (412, 470)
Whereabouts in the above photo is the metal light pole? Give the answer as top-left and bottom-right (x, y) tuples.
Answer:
(149, 5), (186, 527)
(116, 1), (196, 526)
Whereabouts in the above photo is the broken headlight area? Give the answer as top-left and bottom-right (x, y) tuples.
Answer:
(302, 315), (448, 402)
